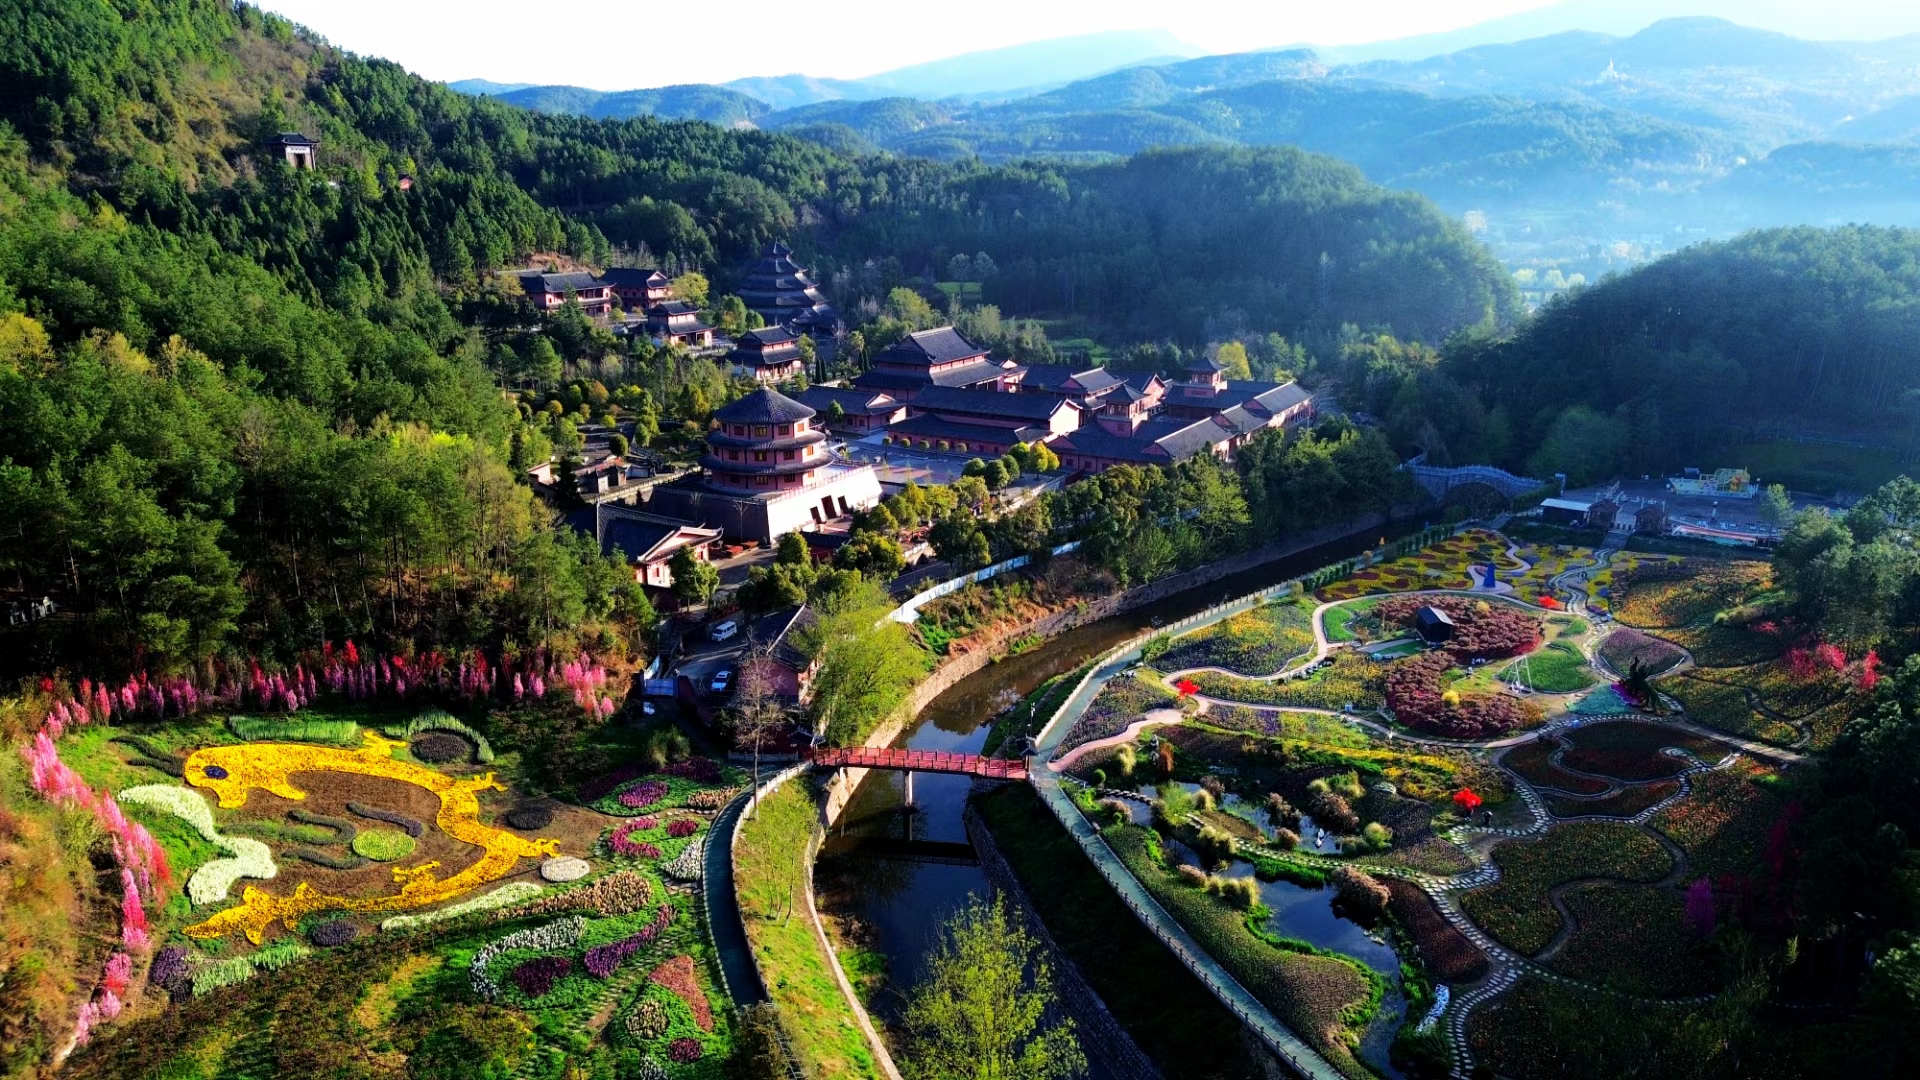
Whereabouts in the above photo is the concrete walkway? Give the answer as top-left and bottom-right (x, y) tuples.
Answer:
(703, 793), (766, 1006)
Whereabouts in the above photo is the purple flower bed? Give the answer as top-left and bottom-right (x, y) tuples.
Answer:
(667, 819), (699, 839)
(663, 757), (722, 782)
(147, 945), (190, 995)
(510, 955), (573, 998)
(583, 904), (676, 978)
(609, 820), (663, 858)
(618, 780), (670, 811)
(669, 1038), (703, 1062)
(579, 765), (646, 801)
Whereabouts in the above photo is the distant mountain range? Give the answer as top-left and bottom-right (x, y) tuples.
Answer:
(450, 29), (1202, 114)
(449, 17), (1920, 270)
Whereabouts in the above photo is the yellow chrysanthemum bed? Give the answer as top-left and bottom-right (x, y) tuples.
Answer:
(182, 732), (558, 943)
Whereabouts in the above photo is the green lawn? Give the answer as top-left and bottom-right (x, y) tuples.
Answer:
(734, 779), (883, 1079)
(1500, 642), (1596, 693)
(1322, 597), (1386, 643)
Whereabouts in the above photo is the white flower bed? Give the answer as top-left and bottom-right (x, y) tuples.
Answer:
(469, 915), (586, 1001)
(120, 783), (278, 904)
(379, 881), (545, 931)
(540, 856), (591, 882)
(660, 838), (704, 882)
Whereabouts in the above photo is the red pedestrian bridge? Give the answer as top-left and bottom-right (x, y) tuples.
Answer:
(803, 745), (1028, 780)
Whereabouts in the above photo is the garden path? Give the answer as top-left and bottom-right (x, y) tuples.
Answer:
(1026, 528), (1799, 1079)
(704, 793), (767, 1006)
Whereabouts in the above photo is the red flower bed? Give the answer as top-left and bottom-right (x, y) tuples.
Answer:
(1385, 879), (1489, 983)
(1384, 653), (1542, 738)
(648, 954), (713, 1031)
(1377, 596), (1542, 662)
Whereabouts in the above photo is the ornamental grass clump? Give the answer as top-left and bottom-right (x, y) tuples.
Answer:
(385, 709), (496, 762)
(1332, 866), (1391, 922)
(1306, 781), (1362, 835)
(1203, 874), (1260, 910)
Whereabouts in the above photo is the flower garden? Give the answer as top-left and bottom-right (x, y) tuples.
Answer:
(1154, 596), (1317, 676)
(1459, 822), (1675, 955)
(1314, 529), (1519, 602)
(13, 671), (758, 1080)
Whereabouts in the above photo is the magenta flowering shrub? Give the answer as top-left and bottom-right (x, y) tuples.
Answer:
(631, 816), (660, 831)
(668, 1038), (703, 1062)
(583, 904), (676, 978)
(510, 955), (574, 998)
(609, 821), (663, 859)
(618, 781), (669, 811)
(667, 819), (699, 839)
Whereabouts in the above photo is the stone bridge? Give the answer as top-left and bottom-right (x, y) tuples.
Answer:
(1405, 461), (1547, 501)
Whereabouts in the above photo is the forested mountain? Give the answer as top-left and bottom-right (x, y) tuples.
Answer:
(0, 0), (1511, 676)
(489, 83), (772, 126)
(1347, 226), (1920, 489)
(488, 17), (1920, 270)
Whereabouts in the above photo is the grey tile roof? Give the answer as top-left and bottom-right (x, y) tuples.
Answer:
(796, 386), (901, 416)
(910, 386), (1079, 423)
(521, 270), (601, 293)
(712, 387), (815, 425)
(887, 415), (1049, 446)
(879, 327), (986, 367)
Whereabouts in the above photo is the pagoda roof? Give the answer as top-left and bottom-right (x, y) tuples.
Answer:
(520, 270), (601, 294)
(712, 387), (815, 425)
(887, 415), (1052, 447)
(911, 387), (1082, 424)
(797, 386), (902, 416)
(878, 327), (987, 368)
(599, 266), (667, 288)
(648, 299), (702, 317)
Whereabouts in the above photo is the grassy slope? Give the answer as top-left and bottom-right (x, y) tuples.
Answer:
(733, 779), (880, 1079)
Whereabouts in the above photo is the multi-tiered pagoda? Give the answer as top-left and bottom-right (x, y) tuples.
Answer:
(738, 242), (839, 336)
(644, 387), (880, 542)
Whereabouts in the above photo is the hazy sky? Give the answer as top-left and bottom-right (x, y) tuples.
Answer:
(256, 0), (1920, 89)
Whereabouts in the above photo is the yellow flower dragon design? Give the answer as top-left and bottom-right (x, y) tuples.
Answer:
(182, 732), (558, 943)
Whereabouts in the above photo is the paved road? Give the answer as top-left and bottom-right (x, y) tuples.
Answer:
(704, 794), (766, 1006)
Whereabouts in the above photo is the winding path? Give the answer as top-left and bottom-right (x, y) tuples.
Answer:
(1026, 531), (1801, 1080)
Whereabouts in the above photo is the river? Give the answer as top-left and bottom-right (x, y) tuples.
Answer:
(813, 521), (1424, 1076)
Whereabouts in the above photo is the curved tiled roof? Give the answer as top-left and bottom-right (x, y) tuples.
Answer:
(712, 387), (816, 425)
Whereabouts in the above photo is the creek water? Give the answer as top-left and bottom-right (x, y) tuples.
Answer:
(812, 521), (1422, 1073)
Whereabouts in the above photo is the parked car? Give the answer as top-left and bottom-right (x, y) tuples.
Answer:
(709, 668), (734, 696)
(709, 620), (739, 642)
